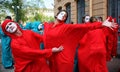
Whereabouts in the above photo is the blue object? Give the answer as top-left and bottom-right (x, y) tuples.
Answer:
(31, 21), (41, 34)
(0, 27), (13, 68)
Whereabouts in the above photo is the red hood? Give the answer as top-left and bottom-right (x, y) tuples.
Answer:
(1, 19), (23, 38)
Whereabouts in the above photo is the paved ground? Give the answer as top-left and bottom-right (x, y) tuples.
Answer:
(107, 56), (120, 72)
(107, 42), (120, 72)
(0, 43), (120, 72)
(0, 66), (14, 72)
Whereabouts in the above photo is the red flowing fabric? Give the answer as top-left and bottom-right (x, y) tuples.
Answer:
(105, 21), (119, 61)
(11, 30), (52, 72)
(43, 22), (102, 72)
(78, 28), (108, 72)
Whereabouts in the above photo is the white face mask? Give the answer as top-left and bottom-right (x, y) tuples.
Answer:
(85, 16), (90, 23)
(5, 22), (17, 33)
(38, 24), (43, 30)
(57, 11), (66, 21)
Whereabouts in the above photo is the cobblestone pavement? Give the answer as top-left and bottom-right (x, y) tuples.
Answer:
(0, 44), (120, 72)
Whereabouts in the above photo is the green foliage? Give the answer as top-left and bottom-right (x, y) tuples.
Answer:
(0, 0), (53, 23)
(31, 13), (54, 22)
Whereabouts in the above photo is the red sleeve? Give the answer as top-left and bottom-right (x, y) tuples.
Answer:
(67, 22), (102, 30)
(11, 40), (52, 60)
(66, 22), (102, 40)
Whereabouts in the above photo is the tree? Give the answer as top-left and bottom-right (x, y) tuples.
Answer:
(33, 13), (54, 23)
(0, 0), (46, 22)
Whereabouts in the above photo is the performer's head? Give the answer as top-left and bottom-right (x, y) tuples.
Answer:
(5, 16), (12, 20)
(1, 20), (18, 34)
(97, 16), (103, 22)
(55, 10), (68, 22)
(90, 16), (97, 23)
(1, 19), (22, 39)
(84, 15), (90, 23)
(1, 19), (23, 38)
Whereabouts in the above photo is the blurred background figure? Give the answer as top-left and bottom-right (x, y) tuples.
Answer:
(38, 23), (44, 34)
(97, 16), (103, 22)
(31, 18), (41, 34)
(38, 23), (44, 50)
(84, 15), (90, 23)
(0, 16), (14, 69)
(89, 16), (97, 23)
(78, 16), (111, 72)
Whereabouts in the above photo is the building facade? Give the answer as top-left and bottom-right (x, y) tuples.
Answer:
(54, 0), (120, 24)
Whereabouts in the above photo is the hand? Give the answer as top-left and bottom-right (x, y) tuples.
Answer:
(102, 17), (118, 30)
(111, 19), (118, 29)
(52, 45), (64, 52)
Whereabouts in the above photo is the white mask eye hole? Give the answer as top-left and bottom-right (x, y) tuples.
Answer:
(86, 18), (89, 20)
(59, 12), (66, 16)
(5, 23), (12, 30)
(5, 25), (9, 30)
(61, 12), (64, 15)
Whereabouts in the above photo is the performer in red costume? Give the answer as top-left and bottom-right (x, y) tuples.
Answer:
(78, 16), (118, 72)
(78, 28), (109, 72)
(106, 18), (119, 61)
(1, 19), (64, 72)
(43, 10), (117, 72)
(78, 16), (109, 72)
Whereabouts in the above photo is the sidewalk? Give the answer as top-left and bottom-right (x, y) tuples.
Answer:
(0, 65), (14, 72)
(107, 56), (120, 72)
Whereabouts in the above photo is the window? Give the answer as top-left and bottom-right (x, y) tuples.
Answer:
(108, 0), (120, 40)
(66, 3), (71, 24)
(118, 0), (120, 24)
(108, 0), (120, 23)
(77, 0), (85, 23)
